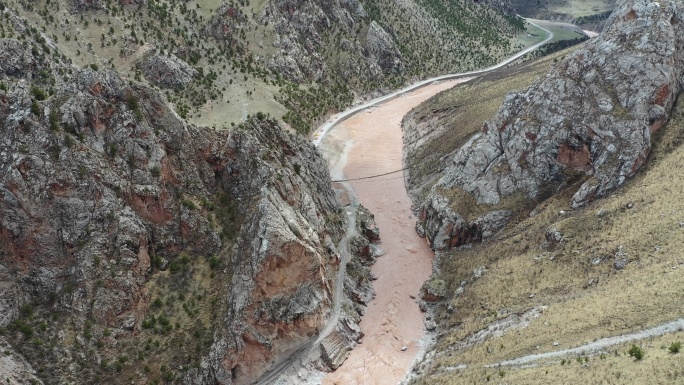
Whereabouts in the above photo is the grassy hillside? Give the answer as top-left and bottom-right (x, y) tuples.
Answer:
(404, 46), (684, 385)
(3, 0), (530, 135)
(514, 0), (615, 22)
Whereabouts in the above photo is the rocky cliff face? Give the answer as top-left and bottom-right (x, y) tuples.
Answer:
(138, 51), (198, 90)
(420, 0), (684, 250)
(255, 0), (518, 85)
(0, 8), (373, 384)
(263, 0), (381, 83)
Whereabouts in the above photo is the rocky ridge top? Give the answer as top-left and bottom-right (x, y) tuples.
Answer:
(420, 0), (684, 250)
(0, 8), (374, 384)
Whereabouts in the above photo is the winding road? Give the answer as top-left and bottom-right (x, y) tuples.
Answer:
(311, 18), (554, 147)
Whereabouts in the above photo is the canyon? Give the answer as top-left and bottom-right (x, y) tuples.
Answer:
(3, 0), (684, 384)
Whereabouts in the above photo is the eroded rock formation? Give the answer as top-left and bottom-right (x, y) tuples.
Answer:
(0, 10), (370, 384)
(421, 0), (684, 250)
(139, 51), (198, 89)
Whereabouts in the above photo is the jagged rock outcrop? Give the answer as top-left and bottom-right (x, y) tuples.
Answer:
(421, 0), (684, 250)
(241, 0), (517, 86)
(318, 205), (379, 371)
(365, 21), (404, 75)
(0, 337), (43, 385)
(420, 278), (447, 302)
(263, 0), (372, 83)
(0, 19), (354, 384)
(205, 2), (249, 52)
(138, 52), (197, 89)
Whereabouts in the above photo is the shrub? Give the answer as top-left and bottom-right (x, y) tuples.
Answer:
(169, 262), (180, 273)
(125, 94), (143, 120)
(49, 110), (60, 131)
(31, 87), (47, 101)
(152, 255), (164, 269)
(30, 100), (41, 116)
(162, 370), (174, 382)
(108, 143), (117, 158)
(150, 165), (161, 178)
(628, 344), (644, 360)
(669, 341), (681, 354)
(141, 318), (155, 329)
(13, 320), (33, 337)
(90, 63), (99, 71)
(64, 134), (74, 148)
(209, 256), (220, 269)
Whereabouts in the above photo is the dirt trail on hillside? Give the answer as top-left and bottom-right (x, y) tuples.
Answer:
(320, 78), (471, 385)
(489, 318), (684, 367)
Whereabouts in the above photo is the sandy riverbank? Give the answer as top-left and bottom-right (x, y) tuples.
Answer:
(319, 78), (472, 385)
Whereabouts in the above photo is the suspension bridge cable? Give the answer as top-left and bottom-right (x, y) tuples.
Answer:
(330, 166), (411, 182)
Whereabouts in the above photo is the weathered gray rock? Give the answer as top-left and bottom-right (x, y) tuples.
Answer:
(262, 0), (368, 82)
(614, 246), (629, 270)
(316, 204), (379, 371)
(0, 26), (347, 384)
(472, 266), (487, 280)
(421, 0), (684, 250)
(205, 2), (248, 42)
(139, 52), (197, 89)
(365, 21), (403, 75)
(420, 278), (447, 302)
(0, 337), (44, 385)
(545, 226), (564, 246)
(321, 330), (352, 369)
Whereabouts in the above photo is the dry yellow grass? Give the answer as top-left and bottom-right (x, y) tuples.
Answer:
(409, 68), (684, 385)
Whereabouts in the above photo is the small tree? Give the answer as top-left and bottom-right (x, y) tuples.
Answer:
(628, 344), (644, 360)
(669, 341), (681, 354)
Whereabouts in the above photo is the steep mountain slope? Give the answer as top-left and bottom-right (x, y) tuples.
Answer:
(0, 0), (528, 382)
(419, 0), (683, 251)
(2, 0), (526, 134)
(513, 0), (615, 23)
(0, 6), (381, 384)
(400, 0), (684, 383)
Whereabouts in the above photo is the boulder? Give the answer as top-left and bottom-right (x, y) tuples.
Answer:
(420, 278), (447, 302)
(139, 52), (197, 89)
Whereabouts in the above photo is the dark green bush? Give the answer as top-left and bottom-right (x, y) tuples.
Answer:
(628, 344), (644, 360)
(31, 87), (47, 101)
(670, 341), (681, 354)
(30, 100), (41, 116)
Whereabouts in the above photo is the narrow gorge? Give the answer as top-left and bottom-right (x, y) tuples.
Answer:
(5, 0), (684, 384)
